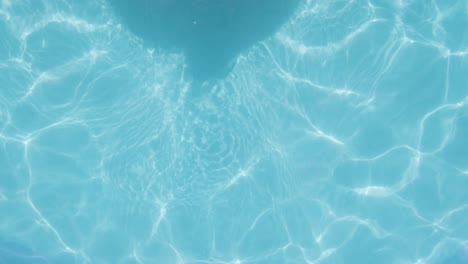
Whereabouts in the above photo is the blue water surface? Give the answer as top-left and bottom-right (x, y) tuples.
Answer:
(0, 0), (468, 263)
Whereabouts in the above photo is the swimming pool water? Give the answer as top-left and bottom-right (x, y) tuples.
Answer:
(0, 0), (467, 263)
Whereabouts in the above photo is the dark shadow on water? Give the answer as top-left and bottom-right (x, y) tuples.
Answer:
(109, 0), (300, 81)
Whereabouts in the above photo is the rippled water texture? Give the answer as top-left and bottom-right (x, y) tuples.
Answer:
(0, 0), (468, 263)
(110, 0), (300, 80)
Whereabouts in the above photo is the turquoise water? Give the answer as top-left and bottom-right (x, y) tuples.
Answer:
(110, 0), (300, 80)
(0, 0), (468, 263)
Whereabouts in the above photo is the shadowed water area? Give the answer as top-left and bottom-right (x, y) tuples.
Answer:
(1, 0), (468, 263)
(109, 0), (300, 80)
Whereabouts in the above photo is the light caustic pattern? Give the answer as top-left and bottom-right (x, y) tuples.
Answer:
(0, 0), (467, 263)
